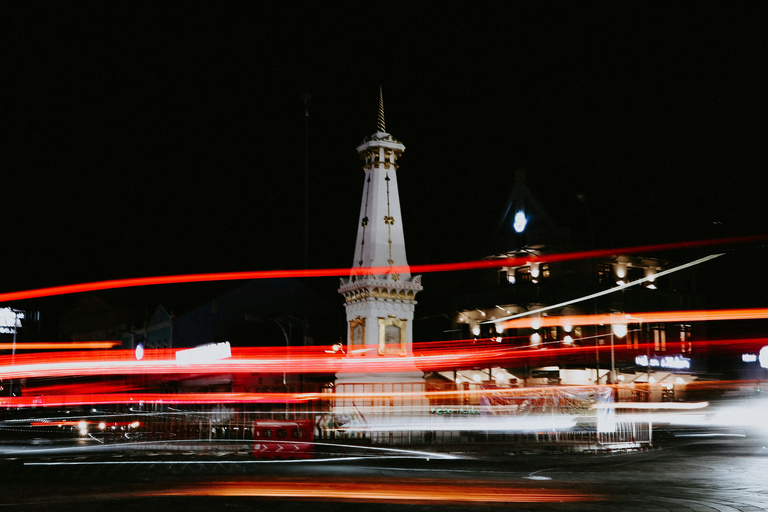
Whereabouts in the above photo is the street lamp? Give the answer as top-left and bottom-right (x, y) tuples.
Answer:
(244, 313), (303, 419)
(577, 194), (600, 385)
(326, 342), (345, 354)
(611, 322), (628, 383)
(270, 319), (290, 387)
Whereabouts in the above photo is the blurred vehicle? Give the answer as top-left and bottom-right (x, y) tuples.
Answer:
(253, 419), (314, 459)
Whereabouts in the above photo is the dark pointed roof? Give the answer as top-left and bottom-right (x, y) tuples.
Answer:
(486, 168), (570, 255)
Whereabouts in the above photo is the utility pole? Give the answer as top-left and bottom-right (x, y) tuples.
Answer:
(577, 194), (600, 384)
(301, 93), (311, 275)
(301, 93), (311, 353)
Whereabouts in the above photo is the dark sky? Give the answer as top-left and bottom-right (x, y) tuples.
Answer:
(3, 4), (767, 312)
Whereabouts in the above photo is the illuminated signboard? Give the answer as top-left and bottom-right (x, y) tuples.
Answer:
(429, 406), (480, 415)
(635, 354), (691, 370)
(746, 349), (768, 369)
(0, 308), (23, 334)
(176, 341), (232, 365)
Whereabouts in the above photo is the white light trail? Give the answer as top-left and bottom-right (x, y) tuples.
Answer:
(482, 253), (723, 324)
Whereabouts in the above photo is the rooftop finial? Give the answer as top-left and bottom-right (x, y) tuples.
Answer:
(377, 86), (386, 133)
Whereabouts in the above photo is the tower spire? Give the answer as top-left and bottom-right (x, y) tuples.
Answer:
(377, 86), (386, 133)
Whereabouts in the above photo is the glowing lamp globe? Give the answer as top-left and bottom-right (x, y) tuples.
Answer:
(612, 323), (628, 338)
(513, 211), (528, 233)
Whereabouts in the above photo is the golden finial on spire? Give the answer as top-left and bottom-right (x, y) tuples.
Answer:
(377, 86), (386, 133)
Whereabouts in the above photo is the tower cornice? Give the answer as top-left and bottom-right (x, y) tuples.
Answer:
(339, 274), (423, 292)
(339, 274), (423, 305)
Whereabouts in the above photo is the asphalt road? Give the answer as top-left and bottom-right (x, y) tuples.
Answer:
(1, 436), (767, 511)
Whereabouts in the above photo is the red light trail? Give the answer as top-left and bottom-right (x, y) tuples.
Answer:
(0, 392), (314, 408)
(0, 334), (765, 382)
(0, 235), (763, 302)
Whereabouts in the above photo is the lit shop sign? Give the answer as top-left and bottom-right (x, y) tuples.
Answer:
(744, 347), (768, 369)
(429, 406), (480, 415)
(0, 308), (24, 334)
(745, 346), (768, 369)
(176, 342), (232, 365)
(635, 354), (691, 370)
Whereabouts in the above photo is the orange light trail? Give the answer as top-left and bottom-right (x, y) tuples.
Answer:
(0, 384), (630, 407)
(501, 308), (768, 330)
(144, 479), (602, 503)
(29, 421), (89, 426)
(0, 235), (763, 302)
(4, 379), (762, 409)
(0, 341), (120, 350)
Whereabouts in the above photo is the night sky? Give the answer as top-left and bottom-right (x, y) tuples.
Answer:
(3, 4), (767, 316)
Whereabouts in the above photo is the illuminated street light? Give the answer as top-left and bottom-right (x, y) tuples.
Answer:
(513, 211), (527, 233)
(645, 268), (658, 289)
(610, 321), (628, 384)
(612, 323), (628, 338)
(326, 342), (345, 354)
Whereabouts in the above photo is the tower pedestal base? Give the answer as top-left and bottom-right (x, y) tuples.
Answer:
(334, 371), (424, 385)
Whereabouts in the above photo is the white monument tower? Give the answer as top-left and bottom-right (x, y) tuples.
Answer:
(337, 89), (423, 384)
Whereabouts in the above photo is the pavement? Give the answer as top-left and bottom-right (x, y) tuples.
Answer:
(0, 434), (767, 511)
